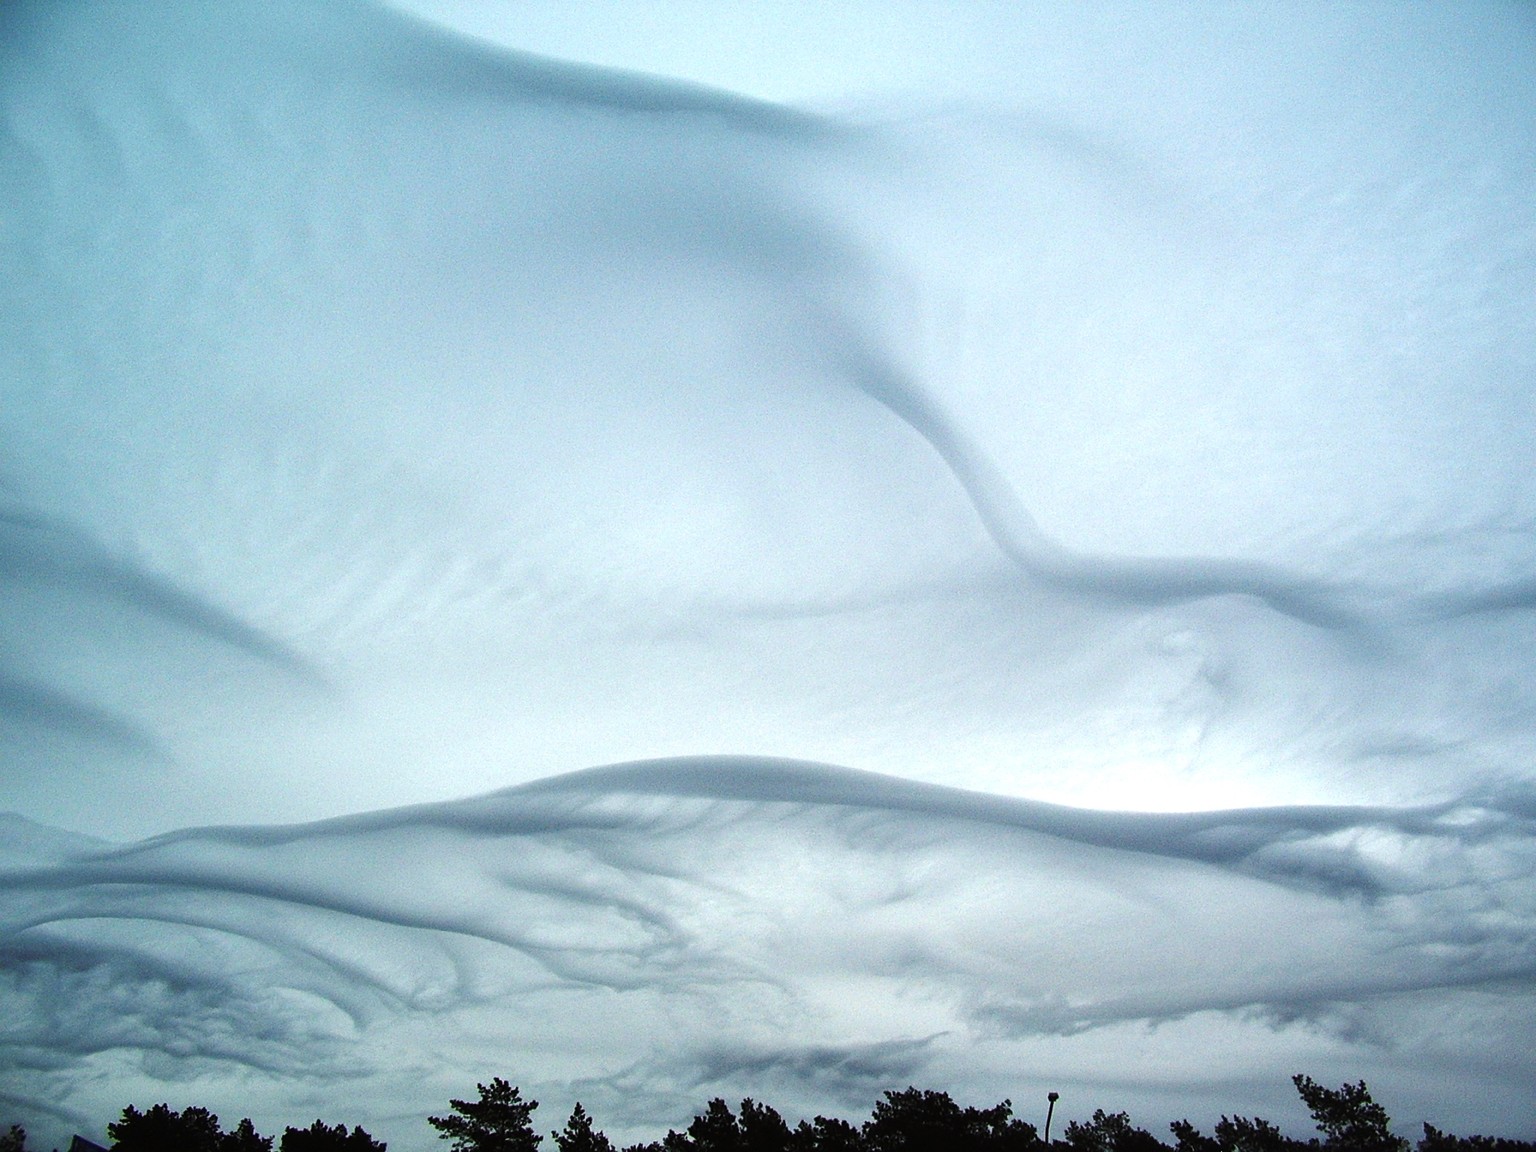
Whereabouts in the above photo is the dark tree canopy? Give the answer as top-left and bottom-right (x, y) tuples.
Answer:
(108, 1105), (272, 1152)
(1170, 1119), (1220, 1152)
(1292, 1077), (1406, 1152)
(1419, 1127), (1536, 1152)
(429, 1079), (542, 1152)
(737, 1100), (792, 1152)
(109, 1104), (224, 1152)
(1062, 1110), (1166, 1152)
(553, 1105), (614, 1152)
(862, 1087), (1036, 1152)
(684, 1100), (743, 1152)
(1173, 1113), (1311, 1152)
(793, 1117), (863, 1152)
(1212, 1115), (1300, 1152)
(279, 1121), (385, 1152)
(224, 1120), (276, 1152)
(40, 1069), (1536, 1152)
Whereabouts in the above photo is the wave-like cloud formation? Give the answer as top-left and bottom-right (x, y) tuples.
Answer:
(5, 0), (1536, 827)
(3, 0), (1536, 1147)
(4, 757), (1535, 1145)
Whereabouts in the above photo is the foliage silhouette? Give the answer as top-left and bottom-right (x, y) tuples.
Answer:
(109, 1104), (223, 1152)
(791, 1117), (864, 1152)
(1, 1127), (25, 1152)
(225, 1120), (276, 1152)
(1170, 1118), (1220, 1152)
(863, 1087), (1036, 1152)
(430, 1079), (542, 1152)
(614, 1090), (1037, 1152)
(108, 1104), (273, 1152)
(1214, 1115), (1308, 1152)
(1419, 1127), (1536, 1152)
(1063, 1110), (1165, 1152)
(553, 1106), (615, 1152)
(738, 1099), (793, 1152)
(682, 1098), (743, 1152)
(46, 1071), (1536, 1152)
(279, 1121), (385, 1152)
(1292, 1077), (1405, 1152)
(1171, 1113), (1313, 1152)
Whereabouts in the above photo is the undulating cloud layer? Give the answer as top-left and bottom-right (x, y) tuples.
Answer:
(2, 1), (1535, 1147)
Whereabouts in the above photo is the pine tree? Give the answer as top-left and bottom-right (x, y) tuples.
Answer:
(1292, 1077), (1405, 1152)
(553, 1105), (615, 1152)
(430, 1079), (542, 1152)
(225, 1118), (275, 1152)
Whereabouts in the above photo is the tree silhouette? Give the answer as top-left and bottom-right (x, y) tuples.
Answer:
(279, 1121), (384, 1152)
(791, 1117), (863, 1152)
(738, 1100), (792, 1152)
(1213, 1115), (1300, 1152)
(109, 1104), (225, 1152)
(1, 1126), (25, 1152)
(1292, 1077), (1404, 1152)
(226, 1119), (276, 1152)
(108, 1104), (273, 1152)
(685, 1100), (743, 1152)
(59, 1069), (1536, 1152)
(963, 1100), (1037, 1152)
(430, 1079), (542, 1152)
(1062, 1110), (1164, 1152)
(553, 1105), (614, 1152)
(1170, 1119), (1219, 1152)
(862, 1087), (1036, 1152)
(1171, 1110), (1316, 1152)
(1418, 1125), (1536, 1152)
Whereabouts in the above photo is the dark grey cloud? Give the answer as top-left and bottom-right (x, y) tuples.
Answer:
(0, 510), (314, 676)
(521, 756), (1536, 895)
(0, 674), (157, 756)
(822, 324), (1377, 637)
(0, 507), (320, 770)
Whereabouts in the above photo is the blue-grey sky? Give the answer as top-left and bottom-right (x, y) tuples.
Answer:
(3, 1), (1535, 1148)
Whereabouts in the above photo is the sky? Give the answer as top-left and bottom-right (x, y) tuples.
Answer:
(2, 0), (1535, 1147)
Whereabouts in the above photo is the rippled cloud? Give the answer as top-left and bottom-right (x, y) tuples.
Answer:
(5, 759), (1535, 1144)
(3, 0), (1535, 1147)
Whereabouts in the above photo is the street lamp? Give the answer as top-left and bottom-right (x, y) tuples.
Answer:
(1045, 1092), (1060, 1145)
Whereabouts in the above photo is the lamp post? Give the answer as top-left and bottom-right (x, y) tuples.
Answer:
(1045, 1092), (1059, 1145)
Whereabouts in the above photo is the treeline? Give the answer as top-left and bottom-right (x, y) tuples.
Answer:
(0, 1109), (383, 1152)
(3, 1074), (1530, 1152)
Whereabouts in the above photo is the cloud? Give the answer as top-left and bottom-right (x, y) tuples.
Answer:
(3, 0), (1536, 1147)
(5, 0), (1536, 833)
(4, 759), (1535, 1143)
(0, 509), (313, 674)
